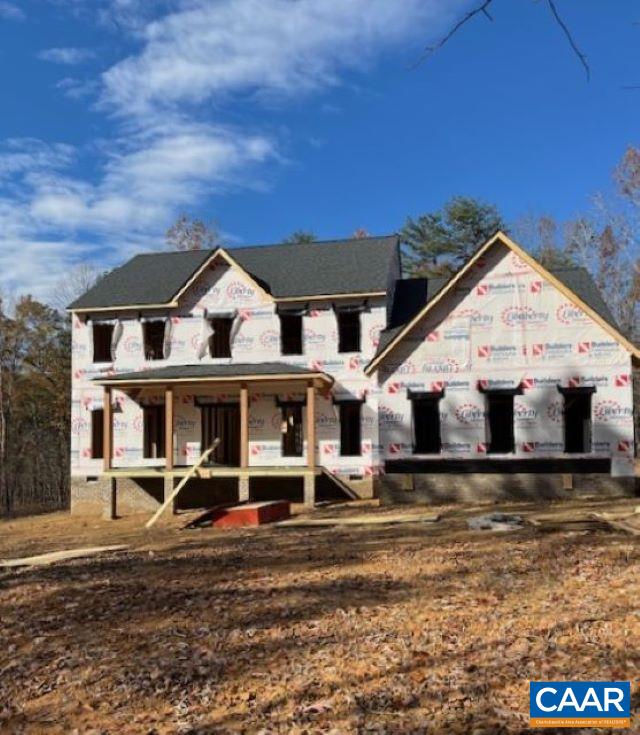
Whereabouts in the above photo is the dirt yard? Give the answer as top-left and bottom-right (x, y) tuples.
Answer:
(1, 498), (639, 734)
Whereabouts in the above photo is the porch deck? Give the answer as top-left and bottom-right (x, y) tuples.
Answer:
(104, 465), (322, 479)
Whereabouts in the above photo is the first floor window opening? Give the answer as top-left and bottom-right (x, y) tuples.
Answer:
(280, 313), (303, 355)
(485, 392), (515, 454)
(209, 317), (233, 358)
(560, 387), (593, 453)
(281, 403), (304, 457)
(91, 408), (104, 459)
(143, 320), (166, 361)
(143, 404), (165, 459)
(411, 392), (442, 454)
(92, 323), (113, 363)
(339, 401), (362, 456)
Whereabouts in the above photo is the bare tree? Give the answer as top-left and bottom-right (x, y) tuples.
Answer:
(416, 0), (590, 80)
(50, 263), (102, 312)
(166, 215), (225, 251)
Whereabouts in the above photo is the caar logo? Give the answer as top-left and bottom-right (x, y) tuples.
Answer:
(529, 681), (630, 728)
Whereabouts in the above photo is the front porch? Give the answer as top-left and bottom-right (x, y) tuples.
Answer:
(95, 363), (335, 511)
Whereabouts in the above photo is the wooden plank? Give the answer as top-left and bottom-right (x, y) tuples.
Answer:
(240, 382), (249, 468)
(306, 381), (315, 469)
(145, 439), (220, 529)
(103, 386), (112, 472)
(165, 385), (174, 470)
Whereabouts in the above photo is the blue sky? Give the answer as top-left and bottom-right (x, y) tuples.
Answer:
(0, 0), (638, 301)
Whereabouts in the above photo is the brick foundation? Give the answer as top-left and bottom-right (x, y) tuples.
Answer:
(375, 473), (638, 505)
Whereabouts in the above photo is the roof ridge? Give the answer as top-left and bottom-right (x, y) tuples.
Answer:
(131, 234), (398, 259)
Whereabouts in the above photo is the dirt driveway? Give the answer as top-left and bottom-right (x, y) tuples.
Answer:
(1, 498), (638, 733)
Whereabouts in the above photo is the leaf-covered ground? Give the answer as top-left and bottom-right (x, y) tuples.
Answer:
(1, 499), (639, 734)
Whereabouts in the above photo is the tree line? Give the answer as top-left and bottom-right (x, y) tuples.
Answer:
(0, 147), (637, 515)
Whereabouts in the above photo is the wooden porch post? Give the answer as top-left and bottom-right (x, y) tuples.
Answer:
(165, 385), (174, 470)
(240, 382), (249, 468)
(306, 380), (316, 469)
(103, 386), (112, 472)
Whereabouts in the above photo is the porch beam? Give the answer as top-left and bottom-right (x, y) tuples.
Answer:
(306, 380), (316, 469)
(240, 382), (249, 468)
(103, 386), (112, 472)
(165, 384), (174, 470)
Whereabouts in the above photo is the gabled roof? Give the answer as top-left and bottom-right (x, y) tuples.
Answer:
(365, 231), (640, 375)
(68, 235), (399, 311)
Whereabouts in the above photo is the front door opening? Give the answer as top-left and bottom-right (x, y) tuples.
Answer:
(143, 405), (165, 459)
(281, 404), (303, 457)
(486, 393), (514, 454)
(202, 403), (240, 466)
(412, 397), (441, 454)
(563, 390), (592, 453)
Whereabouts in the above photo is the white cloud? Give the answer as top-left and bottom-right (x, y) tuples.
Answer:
(0, 1), (24, 20)
(38, 47), (96, 64)
(1, 0), (465, 301)
(101, 0), (454, 118)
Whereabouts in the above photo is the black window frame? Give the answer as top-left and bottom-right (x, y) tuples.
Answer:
(485, 392), (515, 454)
(280, 313), (303, 356)
(92, 323), (113, 363)
(143, 321), (166, 361)
(559, 386), (594, 454)
(143, 404), (165, 459)
(209, 317), (233, 358)
(91, 408), (104, 459)
(410, 392), (442, 455)
(337, 311), (361, 353)
(338, 400), (362, 457)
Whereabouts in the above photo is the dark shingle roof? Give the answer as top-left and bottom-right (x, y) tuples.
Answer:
(373, 266), (620, 364)
(95, 363), (328, 383)
(69, 236), (399, 310)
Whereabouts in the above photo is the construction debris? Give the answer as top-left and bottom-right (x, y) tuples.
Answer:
(467, 513), (525, 532)
(277, 510), (441, 528)
(0, 545), (128, 568)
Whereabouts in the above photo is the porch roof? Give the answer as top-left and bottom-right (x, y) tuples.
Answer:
(93, 362), (334, 387)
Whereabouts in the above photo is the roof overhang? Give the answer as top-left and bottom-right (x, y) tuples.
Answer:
(94, 370), (334, 389)
(365, 230), (640, 375)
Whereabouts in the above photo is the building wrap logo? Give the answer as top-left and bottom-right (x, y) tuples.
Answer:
(259, 329), (280, 349)
(594, 400), (633, 424)
(529, 342), (572, 360)
(225, 280), (256, 303)
(369, 323), (384, 347)
(546, 400), (563, 423)
(449, 308), (493, 329)
(442, 379), (470, 391)
(508, 252), (532, 272)
(175, 415), (197, 432)
(71, 416), (89, 435)
(316, 413), (338, 429)
(378, 405), (404, 426)
(514, 402), (537, 423)
(501, 306), (549, 328)
(477, 345), (518, 361)
(421, 357), (460, 374)
(194, 283), (222, 307)
(556, 302), (589, 325)
(233, 335), (255, 352)
(476, 281), (525, 296)
(123, 334), (143, 354)
(454, 403), (485, 425)
(577, 341), (620, 359)
(71, 340), (87, 357)
(133, 415), (144, 433)
(304, 328), (326, 346)
(442, 442), (472, 454)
